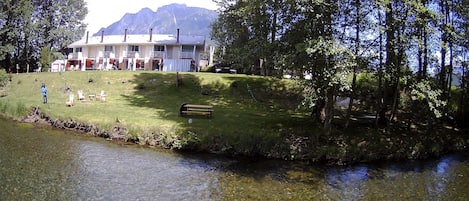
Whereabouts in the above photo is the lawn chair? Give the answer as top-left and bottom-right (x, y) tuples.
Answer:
(66, 94), (74, 107)
(77, 90), (86, 101)
(97, 90), (106, 101)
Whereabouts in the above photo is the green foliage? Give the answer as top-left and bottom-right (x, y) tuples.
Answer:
(211, 0), (469, 129)
(0, 69), (9, 88)
(410, 80), (446, 118)
(0, 100), (7, 113)
(15, 101), (28, 117)
(448, 86), (461, 112)
(174, 131), (201, 150)
(0, 0), (87, 71)
(356, 72), (378, 92)
(301, 38), (353, 110)
(39, 45), (52, 72)
(211, 0), (281, 74)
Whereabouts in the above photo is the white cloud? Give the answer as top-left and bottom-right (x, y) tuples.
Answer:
(84, 0), (219, 34)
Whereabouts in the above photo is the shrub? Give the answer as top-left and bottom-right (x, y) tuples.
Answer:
(0, 100), (7, 113)
(174, 131), (200, 150)
(15, 101), (28, 117)
(0, 69), (9, 88)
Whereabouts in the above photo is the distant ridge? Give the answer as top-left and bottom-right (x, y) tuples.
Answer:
(93, 3), (218, 37)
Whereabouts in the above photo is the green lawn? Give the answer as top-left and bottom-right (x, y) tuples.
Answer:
(2, 71), (467, 163)
(0, 71), (311, 154)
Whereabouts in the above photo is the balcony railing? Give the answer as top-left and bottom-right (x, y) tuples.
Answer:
(104, 51), (115, 58)
(126, 51), (139, 58)
(152, 51), (166, 58)
(180, 52), (194, 59)
(67, 52), (83, 59)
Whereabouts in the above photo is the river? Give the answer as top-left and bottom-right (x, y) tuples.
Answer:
(1, 118), (468, 200)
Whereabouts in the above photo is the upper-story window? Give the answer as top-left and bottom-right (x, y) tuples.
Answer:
(104, 45), (114, 52)
(128, 45), (140, 52)
(154, 45), (165, 52)
(181, 45), (193, 52)
(75, 47), (82, 52)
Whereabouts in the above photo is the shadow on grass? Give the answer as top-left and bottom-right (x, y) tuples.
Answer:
(121, 73), (215, 121)
(122, 72), (321, 164)
(122, 72), (314, 134)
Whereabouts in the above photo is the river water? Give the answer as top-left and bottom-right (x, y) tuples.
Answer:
(1, 118), (468, 200)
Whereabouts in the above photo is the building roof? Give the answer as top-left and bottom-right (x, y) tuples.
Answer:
(68, 34), (206, 48)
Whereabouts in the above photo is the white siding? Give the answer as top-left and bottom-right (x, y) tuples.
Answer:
(163, 59), (191, 72)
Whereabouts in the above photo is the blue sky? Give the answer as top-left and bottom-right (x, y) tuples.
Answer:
(84, 0), (219, 34)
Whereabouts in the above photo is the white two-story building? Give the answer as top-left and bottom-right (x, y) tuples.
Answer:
(67, 29), (205, 72)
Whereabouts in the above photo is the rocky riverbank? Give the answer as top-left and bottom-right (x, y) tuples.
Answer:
(21, 107), (469, 165)
(22, 107), (164, 146)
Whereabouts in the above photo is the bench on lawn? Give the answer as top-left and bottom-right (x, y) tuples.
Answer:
(179, 103), (213, 118)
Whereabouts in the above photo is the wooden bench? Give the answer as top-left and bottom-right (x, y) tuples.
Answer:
(179, 103), (213, 118)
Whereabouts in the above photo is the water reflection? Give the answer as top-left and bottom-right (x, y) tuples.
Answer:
(325, 165), (369, 200)
(1, 118), (469, 200)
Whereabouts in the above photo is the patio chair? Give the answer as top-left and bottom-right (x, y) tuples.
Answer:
(77, 90), (86, 101)
(66, 94), (74, 107)
(97, 90), (106, 101)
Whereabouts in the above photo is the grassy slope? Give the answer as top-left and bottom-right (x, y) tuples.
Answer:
(0, 71), (311, 155)
(3, 71), (466, 164)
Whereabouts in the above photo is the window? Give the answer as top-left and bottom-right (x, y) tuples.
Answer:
(104, 45), (114, 52)
(75, 47), (82, 52)
(154, 45), (165, 51)
(128, 45), (139, 52)
(181, 45), (193, 52)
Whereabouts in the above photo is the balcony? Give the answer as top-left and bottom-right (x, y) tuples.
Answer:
(104, 51), (115, 58)
(67, 52), (83, 59)
(126, 51), (139, 58)
(152, 51), (166, 58)
(180, 52), (194, 59)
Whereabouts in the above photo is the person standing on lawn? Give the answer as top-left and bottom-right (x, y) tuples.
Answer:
(41, 83), (47, 103)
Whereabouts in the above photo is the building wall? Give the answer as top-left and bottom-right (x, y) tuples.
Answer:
(70, 43), (203, 72)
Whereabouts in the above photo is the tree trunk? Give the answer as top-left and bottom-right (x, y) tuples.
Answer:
(447, 42), (454, 105)
(323, 86), (335, 134)
(376, 3), (386, 127)
(440, 0), (449, 94)
(418, 27), (423, 80)
(458, 54), (467, 128)
(380, 1), (396, 126)
(389, 31), (404, 122)
(423, 26), (429, 78)
(345, 0), (361, 129)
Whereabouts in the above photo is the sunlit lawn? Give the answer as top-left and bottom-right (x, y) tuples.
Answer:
(1, 70), (311, 150)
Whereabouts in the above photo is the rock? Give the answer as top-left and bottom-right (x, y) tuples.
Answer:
(110, 125), (127, 140)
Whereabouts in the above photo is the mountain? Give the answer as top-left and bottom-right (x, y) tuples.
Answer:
(93, 3), (218, 37)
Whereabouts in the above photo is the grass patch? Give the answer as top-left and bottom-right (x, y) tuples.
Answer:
(0, 71), (311, 153)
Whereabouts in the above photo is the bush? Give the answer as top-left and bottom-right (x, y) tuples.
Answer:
(201, 65), (215, 73)
(0, 69), (9, 88)
(15, 101), (28, 117)
(174, 131), (200, 150)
